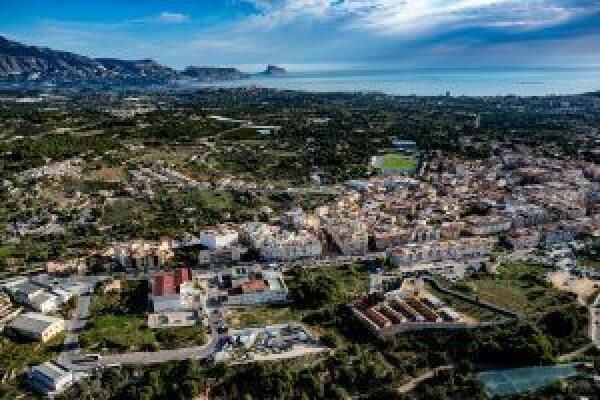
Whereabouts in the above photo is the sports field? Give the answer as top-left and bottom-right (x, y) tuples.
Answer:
(381, 154), (417, 169)
(372, 153), (417, 173)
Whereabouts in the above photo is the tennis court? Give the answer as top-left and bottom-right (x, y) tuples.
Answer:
(479, 364), (578, 397)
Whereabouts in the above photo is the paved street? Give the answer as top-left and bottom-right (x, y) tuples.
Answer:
(99, 337), (219, 366)
(591, 293), (600, 348)
(60, 289), (92, 361)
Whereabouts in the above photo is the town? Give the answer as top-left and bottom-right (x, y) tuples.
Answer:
(0, 87), (599, 399)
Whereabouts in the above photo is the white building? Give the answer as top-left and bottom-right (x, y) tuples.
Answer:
(199, 226), (239, 249)
(28, 361), (74, 395)
(387, 237), (497, 267)
(220, 269), (289, 306)
(8, 281), (60, 314)
(239, 223), (322, 261)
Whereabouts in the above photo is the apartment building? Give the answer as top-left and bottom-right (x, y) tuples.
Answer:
(104, 239), (174, 270)
(325, 220), (369, 255)
(239, 222), (322, 261)
(259, 231), (322, 261)
(465, 215), (511, 236)
(387, 237), (497, 267)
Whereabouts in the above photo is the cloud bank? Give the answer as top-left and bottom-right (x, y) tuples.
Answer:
(3, 0), (600, 68)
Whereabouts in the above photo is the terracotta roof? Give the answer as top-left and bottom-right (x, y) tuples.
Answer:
(240, 280), (267, 293)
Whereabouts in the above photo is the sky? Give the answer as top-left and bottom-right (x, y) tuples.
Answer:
(1, 0), (600, 71)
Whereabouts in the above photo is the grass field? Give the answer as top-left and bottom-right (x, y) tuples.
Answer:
(0, 245), (15, 258)
(80, 314), (154, 352)
(425, 282), (499, 322)
(380, 154), (417, 170)
(81, 281), (205, 353)
(228, 305), (303, 329)
(459, 262), (578, 316)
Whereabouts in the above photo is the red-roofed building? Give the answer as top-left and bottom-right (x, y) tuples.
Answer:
(241, 279), (267, 293)
(153, 267), (191, 296)
(174, 267), (192, 288)
(154, 272), (175, 297)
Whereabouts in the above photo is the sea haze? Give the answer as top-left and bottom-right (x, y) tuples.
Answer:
(182, 67), (600, 96)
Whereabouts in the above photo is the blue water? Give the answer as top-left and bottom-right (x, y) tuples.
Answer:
(182, 67), (600, 96)
(479, 364), (579, 396)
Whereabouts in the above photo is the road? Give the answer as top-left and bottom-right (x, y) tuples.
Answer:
(352, 365), (454, 398)
(397, 365), (454, 394)
(591, 293), (600, 348)
(557, 342), (595, 363)
(53, 250), (384, 373)
(97, 335), (220, 367)
(60, 292), (92, 361)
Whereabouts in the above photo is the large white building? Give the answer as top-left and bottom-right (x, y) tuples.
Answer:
(239, 223), (322, 261)
(199, 226), (239, 249)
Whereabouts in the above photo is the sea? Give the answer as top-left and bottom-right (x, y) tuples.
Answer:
(181, 67), (600, 97)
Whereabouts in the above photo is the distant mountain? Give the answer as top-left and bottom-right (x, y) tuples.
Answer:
(181, 66), (249, 81)
(262, 65), (287, 76)
(0, 36), (257, 82)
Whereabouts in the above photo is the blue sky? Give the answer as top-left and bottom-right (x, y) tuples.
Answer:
(1, 1), (599, 70)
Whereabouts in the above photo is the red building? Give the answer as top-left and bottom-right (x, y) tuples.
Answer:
(153, 267), (192, 296)
(174, 267), (192, 288)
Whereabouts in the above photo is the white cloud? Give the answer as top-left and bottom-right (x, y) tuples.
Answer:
(241, 0), (598, 35)
(156, 12), (190, 24)
(131, 12), (191, 25)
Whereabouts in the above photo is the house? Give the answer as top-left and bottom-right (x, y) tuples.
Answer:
(102, 279), (122, 294)
(505, 228), (541, 250)
(104, 239), (174, 270)
(218, 267), (289, 305)
(150, 268), (206, 313)
(0, 294), (20, 324)
(540, 225), (576, 246)
(8, 313), (65, 342)
(30, 292), (60, 314)
(46, 257), (88, 275)
(28, 360), (74, 395)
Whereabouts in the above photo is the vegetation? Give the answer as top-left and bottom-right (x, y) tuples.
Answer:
(80, 281), (205, 353)
(379, 154), (417, 170)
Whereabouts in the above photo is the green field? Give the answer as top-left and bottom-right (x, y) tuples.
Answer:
(80, 281), (205, 353)
(459, 262), (578, 317)
(374, 154), (417, 171)
(228, 305), (303, 329)
(80, 314), (206, 353)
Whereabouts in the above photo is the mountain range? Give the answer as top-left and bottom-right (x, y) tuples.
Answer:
(0, 36), (285, 82)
